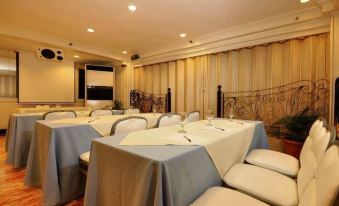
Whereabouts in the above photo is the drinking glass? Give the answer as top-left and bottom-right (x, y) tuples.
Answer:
(205, 110), (214, 126)
(178, 120), (187, 133)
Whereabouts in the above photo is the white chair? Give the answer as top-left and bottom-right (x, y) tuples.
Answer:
(79, 116), (148, 173)
(89, 109), (113, 117)
(223, 125), (332, 206)
(190, 145), (339, 206)
(124, 108), (140, 114)
(245, 119), (325, 177)
(155, 113), (181, 128)
(110, 116), (148, 135)
(185, 110), (200, 123)
(43, 110), (77, 121)
(190, 187), (269, 206)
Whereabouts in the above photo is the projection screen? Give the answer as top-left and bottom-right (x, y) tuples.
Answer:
(18, 51), (75, 103)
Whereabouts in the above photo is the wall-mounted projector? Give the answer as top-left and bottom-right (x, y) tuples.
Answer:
(36, 47), (64, 61)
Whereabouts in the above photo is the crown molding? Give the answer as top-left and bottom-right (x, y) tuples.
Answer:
(317, 0), (335, 13)
(134, 7), (331, 67)
(0, 24), (125, 62)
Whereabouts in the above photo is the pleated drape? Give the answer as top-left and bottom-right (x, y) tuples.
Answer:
(130, 33), (330, 116)
(0, 73), (16, 98)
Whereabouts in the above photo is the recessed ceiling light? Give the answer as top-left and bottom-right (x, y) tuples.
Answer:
(122, 51), (128, 54)
(74, 55), (80, 58)
(180, 33), (187, 38)
(87, 28), (95, 33)
(300, 0), (309, 3)
(128, 4), (137, 11)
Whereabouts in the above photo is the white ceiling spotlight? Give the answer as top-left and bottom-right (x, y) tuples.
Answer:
(74, 55), (80, 58)
(122, 51), (128, 54)
(128, 4), (137, 12)
(300, 0), (309, 3)
(87, 28), (95, 33)
(180, 33), (187, 38)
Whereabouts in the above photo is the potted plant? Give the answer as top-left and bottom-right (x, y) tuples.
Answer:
(273, 107), (318, 158)
(113, 100), (124, 115)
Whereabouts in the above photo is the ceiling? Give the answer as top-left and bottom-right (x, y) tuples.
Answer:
(0, 33), (118, 65)
(0, 0), (318, 61)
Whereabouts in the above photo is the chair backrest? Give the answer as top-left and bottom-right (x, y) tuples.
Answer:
(297, 122), (332, 198)
(43, 110), (77, 121)
(110, 116), (148, 135)
(298, 145), (339, 206)
(124, 108), (140, 114)
(308, 119), (322, 138)
(185, 111), (200, 123)
(89, 109), (113, 117)
(155, 113), (181, 128)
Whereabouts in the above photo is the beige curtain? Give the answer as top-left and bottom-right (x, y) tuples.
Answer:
(0, 72), (16, 98)
(131, 33), (330, 116)
(115, 64), (134, 108)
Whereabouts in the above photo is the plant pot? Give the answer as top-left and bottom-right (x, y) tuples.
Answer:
(283, 139), (303, 159)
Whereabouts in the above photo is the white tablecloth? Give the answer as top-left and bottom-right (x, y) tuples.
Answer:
(120, 119), (255, 176)
(50, 113), (162, 136)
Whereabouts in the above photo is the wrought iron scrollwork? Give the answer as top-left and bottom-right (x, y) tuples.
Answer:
(222, 79), (330, 135)
(130, 90), (167, 113)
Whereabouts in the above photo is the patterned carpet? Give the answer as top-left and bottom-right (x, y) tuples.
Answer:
(0, 136), (83, 206)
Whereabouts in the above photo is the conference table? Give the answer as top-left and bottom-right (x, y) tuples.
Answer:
(24, 113), (163, 206)
(5, 110), (91, 168)
(84, 119), (268, 206)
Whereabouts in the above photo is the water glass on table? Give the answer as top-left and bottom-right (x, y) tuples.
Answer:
(178, 120), (187, 133)
(205, 110), (214, 126)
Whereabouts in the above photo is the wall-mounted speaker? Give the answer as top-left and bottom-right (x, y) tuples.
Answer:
(131, 54), (140, 61)
(36, 47), (64, 61)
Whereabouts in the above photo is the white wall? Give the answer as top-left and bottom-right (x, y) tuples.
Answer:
(18, 51), (75, 103)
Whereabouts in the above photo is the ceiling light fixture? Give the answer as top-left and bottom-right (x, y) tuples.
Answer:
(87, 28), (95, 33)
(300, 0), (309, 3)
(74, 55), (80, 58)
(180, 33), (187, 38)
(128, 4), (137, 11)
(122, 51), (128, 54)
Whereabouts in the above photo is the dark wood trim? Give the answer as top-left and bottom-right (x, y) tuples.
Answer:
(217, 85), (222, 118)
(0, 129), (6, 136)
(16, 51), (19, 101)
(166, 88), (171, 113)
